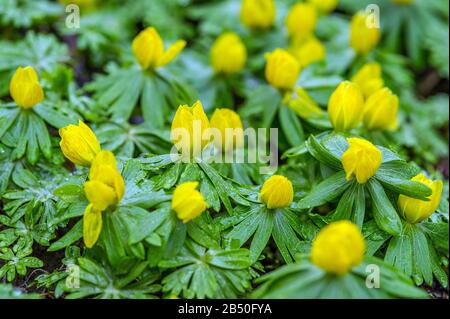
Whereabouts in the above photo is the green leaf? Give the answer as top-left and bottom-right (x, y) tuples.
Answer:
(306, 134), (343, 170)
(297, 171), (352, 209)
(48, 220), (83, 252)
(278, 105), (304, 147)
(367, 179), (403, 236)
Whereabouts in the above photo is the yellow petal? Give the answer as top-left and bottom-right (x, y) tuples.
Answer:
(83, 204), (103, 248)
(157, 40), (186, 67)
(260, 175), (294, 209)
(9, 66), (44, 109)
(171, 181), (208, 223)
(84, 180), (117, 211)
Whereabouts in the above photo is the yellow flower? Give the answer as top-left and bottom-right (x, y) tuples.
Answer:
(351, 63), (384, 98)
(83, 151), (125, 248)
(311, 220), (366, 275)
(327, 81), (364, 131)
(59, 120), (101, 167)
(363, 87), (399, 131)
(341, 137), (382, 184)
(265, 49), (301, 91)
(349, 12), (381, 54)
(9, 66), (44, 109)
(240, 0), (276, 30)
(290, 36), (326, 69)
(210, 33), (247, 74)
(171, 101), (210, 157)
(171, 182), (207, 223)
(284, 88), (325, 120)
(285, 3), (317, 40)
(392, 0), (413, 4)
(210, 108), (244, 152)
(398, 174), (443, 224)
(132, 27), (186, 70)
(307, 0), (338, 13)
(260, 175), (294, 209)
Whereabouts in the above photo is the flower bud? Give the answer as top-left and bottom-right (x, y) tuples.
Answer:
(265, 49), (301, 91)
(284, 88), (325, 120)
(171, 101), (210, 157)
(210, 108), (244, 153)
(307, 0), (338, 13)
(398, 174), (443, 224)
(351, 63), (384, 98)
(9, 66), (44, 109)
(290, 36), (326, 69)
(59, 120), (101, 167)
(171, 182), (208, 223)
(260, 175), (294, 209)
(341, 137), (382, 184)
(311, 221), (366, 275)
(363, 87), (399, 131)
(211, 33), (247, 74)
(83, 151), (125, 248)
(349, 12), (380, 54)
(285, 3), (317, 40)
(132, 27), (186, 70)
(240, 0), (276, 29)
(327, 81), (364, 131)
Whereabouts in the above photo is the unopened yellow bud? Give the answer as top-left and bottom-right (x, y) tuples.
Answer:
(265, 49), (301, 91)
(171, 101), (210, 157)
(349, 12), (381, 54)
(363, 87), (399, 131)
(171, 182), (208, 223)
(260, 175), (294, 209)
(210, 108), (244, 152)
(341, 137), (382, 184)
(59, 120), (101, 167)
(132, 27), (186, 70)
(285, 3), (317, 40)
(328, 81), (364, 131)
(311, 221), (366, 275)
(284, 88), (325, 120)
(351, 63), (384, 98)
(211, 33), (247, 74)
(398, 174), (443, 224)
(290, 36), (326, 69)
(9, 66), (44, 109)
(240, 0), (276, 30)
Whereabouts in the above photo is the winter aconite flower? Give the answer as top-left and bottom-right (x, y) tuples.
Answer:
(284, 88), (325, 119)
(210, 108), (244, 152)
(341, 137), (382, 184)
(363, 87), (399, 131)
(240, 0), (275, 30)
(349, 12), (380, 54)
(210, 33), (247, 75)
(311, 221), (366, 275)
(290, 36), (326, 69)
(132, 27), (186, 70)
(83, 151), (125, 248)
(351, 63), (384, 98)
(307, 0), (338, 13)
(171, 101), (210, 157)
(265, 49), (301, 91)
(327, 81), (364, 131)
(59, 120), (101, 167)
(285, 3), (317, 40)
(9, 66), (44, 109)
(260, 175), (294, 209)
(398, 174), (443, 224)
(171, 181), (208, 223)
